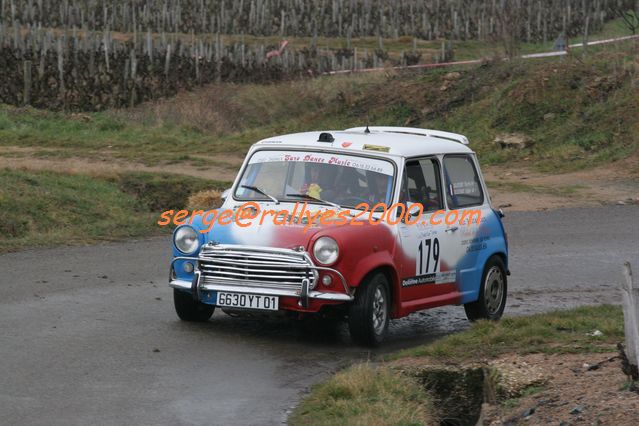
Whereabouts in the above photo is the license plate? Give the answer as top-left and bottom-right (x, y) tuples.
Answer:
(216, 292), (279, 311)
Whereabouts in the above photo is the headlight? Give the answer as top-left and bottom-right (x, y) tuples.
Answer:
(313, 237), (339, 265)
(174, 226), (199, 254)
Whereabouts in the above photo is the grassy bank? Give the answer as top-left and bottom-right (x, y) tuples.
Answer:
(392, 304), (624, 361)
(0, 169), (228, 253)
(2, 40), (637, 173)
(291, 305), (624, 425)
(289, 363), (434, 426)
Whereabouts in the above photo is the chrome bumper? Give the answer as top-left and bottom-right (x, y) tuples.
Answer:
(170, 255), (354, 306)
(169, 278), (353, 301)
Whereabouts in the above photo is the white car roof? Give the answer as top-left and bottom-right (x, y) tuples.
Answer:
(254, 126), (473, 158)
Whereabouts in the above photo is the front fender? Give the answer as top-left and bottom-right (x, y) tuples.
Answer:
(345, 250), (402, 316)
(308, 222), (398, 292)
(348, 251), (398, 289)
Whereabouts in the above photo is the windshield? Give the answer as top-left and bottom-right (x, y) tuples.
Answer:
(234, 150), (395, 208)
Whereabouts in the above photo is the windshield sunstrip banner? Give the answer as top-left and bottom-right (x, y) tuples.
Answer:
(248, 150), (394, 176)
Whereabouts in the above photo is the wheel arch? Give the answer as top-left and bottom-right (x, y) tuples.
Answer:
(489, 251), (509, 274)
(463, 252), (508, 321)
(354, 264), (400, 317)
(460, 249), (508, 305)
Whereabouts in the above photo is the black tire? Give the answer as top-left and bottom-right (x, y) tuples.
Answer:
(348, 272), (390, 346)
(464, 256), (507, 321)
(173, 289), (215, 322)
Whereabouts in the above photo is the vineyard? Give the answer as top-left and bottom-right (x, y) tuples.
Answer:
(0, 0), (633, 110)
(2, 0), (629, 39)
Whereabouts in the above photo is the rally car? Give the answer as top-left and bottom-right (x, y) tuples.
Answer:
(168, 126), (508, 346)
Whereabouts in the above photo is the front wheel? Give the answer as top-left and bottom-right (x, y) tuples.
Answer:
(464, 256), (507, 321)
(348, 272), (390, 346)
(174, 289), (215, 322)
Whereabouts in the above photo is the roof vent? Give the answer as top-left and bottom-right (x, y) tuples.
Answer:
(317, 132), (335, 143)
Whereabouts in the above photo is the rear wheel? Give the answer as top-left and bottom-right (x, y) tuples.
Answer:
(173, 289), (215, 322)
(348, 272), (390, 346)
(464, 256), (507, 321)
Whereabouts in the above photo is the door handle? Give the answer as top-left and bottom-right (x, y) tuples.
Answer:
(445, 226), (459, 233)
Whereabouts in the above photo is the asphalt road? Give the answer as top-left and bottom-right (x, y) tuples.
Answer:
(1, 206), (638, 425)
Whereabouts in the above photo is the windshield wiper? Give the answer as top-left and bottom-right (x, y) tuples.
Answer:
(241, 185), (279, 204)
(286, 193), (341, 209)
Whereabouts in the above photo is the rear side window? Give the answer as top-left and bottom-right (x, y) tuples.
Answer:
(443, 155), (484, 208)
(400, 158), (442, 212)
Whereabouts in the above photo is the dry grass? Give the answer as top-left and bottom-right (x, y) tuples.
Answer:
(186, 189), (223, 210)
(114, 72), (387, 136)
(290, 363), (435, 426)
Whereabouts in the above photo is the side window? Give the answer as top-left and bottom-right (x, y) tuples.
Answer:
(401, 158), (442, 212)
(443, 155), (484, 208)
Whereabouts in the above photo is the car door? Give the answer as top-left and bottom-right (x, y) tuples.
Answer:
(396, 157), (455, 303)
(438, 154), (490, 302)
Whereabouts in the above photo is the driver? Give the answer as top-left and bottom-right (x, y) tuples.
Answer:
(329, 168), (367, 204)
(300, 164), (323, 199)
(367, 172), (389, 204)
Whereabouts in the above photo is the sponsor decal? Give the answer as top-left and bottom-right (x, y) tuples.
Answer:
(462, 235), (490, 252)
(248, 150), (394, 175)
(401, 271), (456, 287)
(363, 144), (390, 152)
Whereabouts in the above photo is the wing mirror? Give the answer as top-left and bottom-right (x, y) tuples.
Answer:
(400, 202), (422, 222)
(220, 188), (231, 202)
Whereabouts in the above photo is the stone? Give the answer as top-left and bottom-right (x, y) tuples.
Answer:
(494, 133), (535, 149)
(570, 405), (584, 415)
(439, 81), (453, 91)
(543, 112), (556, 120)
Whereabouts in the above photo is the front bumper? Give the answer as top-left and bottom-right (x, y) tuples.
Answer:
(169, 277), (353, 301)
(170, 254), (354, 308)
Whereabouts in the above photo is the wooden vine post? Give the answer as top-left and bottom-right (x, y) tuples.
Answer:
(22, 59), (31, 105)
(622, 262), (639, 378)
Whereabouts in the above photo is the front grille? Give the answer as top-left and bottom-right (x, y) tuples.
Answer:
(198, 244), (316, 291)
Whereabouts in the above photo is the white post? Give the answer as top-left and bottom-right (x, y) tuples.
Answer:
(621, 262), (639, 373)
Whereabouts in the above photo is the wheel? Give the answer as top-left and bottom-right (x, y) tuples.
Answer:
(348, 272), (390, 346)
(464, 256), (507, 321)
(173, 289), (215, 322)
